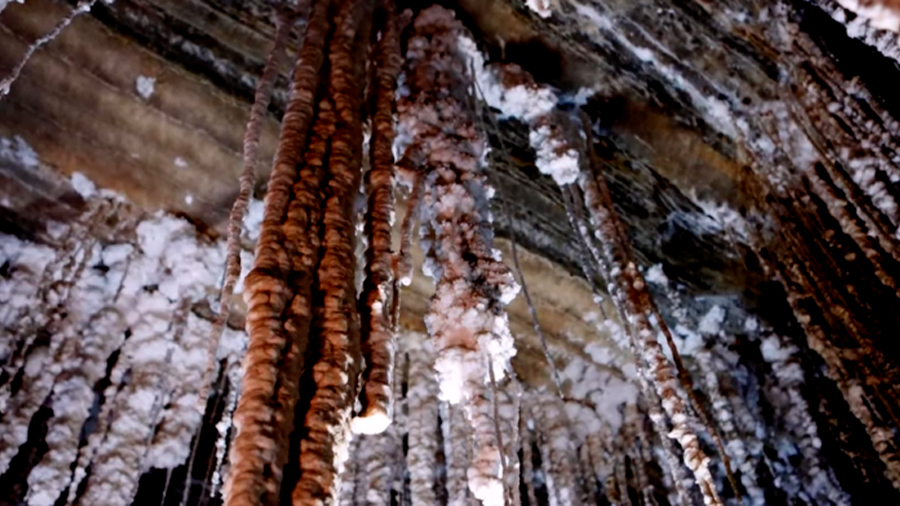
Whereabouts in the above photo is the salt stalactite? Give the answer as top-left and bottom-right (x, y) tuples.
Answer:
(400, 5), (519, 403)
(75, 215), (228, 505)
(575, 443), (594, 504)
(406, 337), (439, 505)
(211, 353), (244, 498)
(0, 199), (110, 415)
(201, 7), (294, 405)
(359, 402), (401, 506)
(346, 335), (409, 506)
(584, 428), (615, 504)
(77, 299), (190, 506)
(751, 174), (900, 494)
(2, 202), (107, 486)
(443, 399), (482, 506)
(292, 0), (372, 502)
(339, 437), (363, 505)
(0, 0), (107, 98)
(548, 110), (717, 504)
(646, 306), (739, 495)
(495, 378), (522, 506)
(398, 7), (519, 505)
(576, 141), (722, 505)
(355, 0), (403, 434)
(774, 94), (900, 296)
(758, 34), (900, 467)
(613, 449), (632, 506)
(530, 391), (578, 506)
(467, 56), (565, 400)
(462, 48), (726, 503)
(0, 234), (99, 476)
(393, 167), (422, 289)
(817, 0), (900, 64)
(712, 363), (775, 493)
(381, 337), (410, 505)
(694, 349), (764, 506)
(0, 205), (237, 506)
(146, 311), (213, 467)
(224, 0), (332, 502)
(465, 385), (510, 506)
(765, 250), (900, 491)
(0, 232), (56, 392)
(783, 69), (900, 292)
(564, 189), (693, 506)
(595, 421), (629, 506)
(666, 298), (762, 505)
(19, 245), (128, 506)
(760, 332), (851, 505)
(643, 278), (743, 501)
(640, 374), (692, 506)
(634, 402), (664, 506)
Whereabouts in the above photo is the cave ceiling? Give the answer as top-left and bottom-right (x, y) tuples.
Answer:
(3, 0), (853, 295)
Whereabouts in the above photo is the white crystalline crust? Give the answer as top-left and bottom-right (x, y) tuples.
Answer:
(0, 189), (253, 506)
(135, 75), (156, 99)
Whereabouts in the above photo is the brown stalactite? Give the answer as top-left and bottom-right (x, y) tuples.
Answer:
(271, 94), (337, 499)
(356, 0), (403, 433)
(225, 0), (333, 504)
(291, 0), (372, 502)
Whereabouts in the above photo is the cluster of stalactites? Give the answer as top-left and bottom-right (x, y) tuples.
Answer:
(332, 334), (675, 506)
(222, 0), (402, 504)
(395, 6), (520, 506)
(465, 52), (727, 505)
(743, 25), (900, 492)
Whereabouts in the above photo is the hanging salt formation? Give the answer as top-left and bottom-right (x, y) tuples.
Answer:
(406, 337), (440, 505)
(464, 58), (726, 504)
(0, 0), (107, 98)
(728, 15), (900, 491)
(0, 190), (248, 506)
(201, 6), (294, 405)
(223, 0), (402, 503)
(355, 0), (404, 433)
(396, 6), (520, 506)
